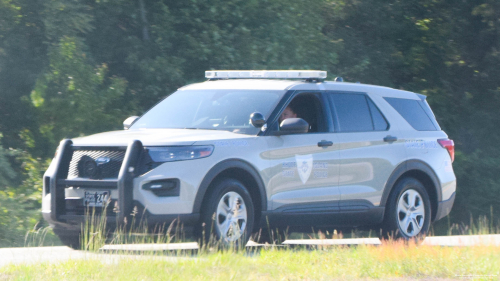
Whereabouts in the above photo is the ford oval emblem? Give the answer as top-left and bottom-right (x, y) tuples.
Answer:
(95, 157), (111, 165)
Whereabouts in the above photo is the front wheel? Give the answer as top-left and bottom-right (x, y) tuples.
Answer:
(198, 178), (255, 248)
(382, 177), (431, 240)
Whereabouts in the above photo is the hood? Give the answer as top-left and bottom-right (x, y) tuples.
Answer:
(71, 128), (253, 147)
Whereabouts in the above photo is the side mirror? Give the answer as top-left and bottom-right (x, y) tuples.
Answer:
(249, 112), (266, 128)
(123, 116), (139, 130)
(276, 118), (309, 135)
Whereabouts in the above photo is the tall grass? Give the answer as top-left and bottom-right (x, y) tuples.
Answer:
(2, 240), (500, 280)
(78, 202), (189, 252)
(76, 203), (500, 252)
(2, 210), (499, 280)
(23, 225), (51, 248)
(446, 211), (500, 236)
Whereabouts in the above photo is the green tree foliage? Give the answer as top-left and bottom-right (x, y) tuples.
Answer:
(41, 0), (94, 41)
(84, 0), (339, 110)
(0, 131), (46, 247)
(0, 133), (15, 188)
(0, 0), (46, 151)
(31, 36), (128, 147)
(0, 0), (500, 245)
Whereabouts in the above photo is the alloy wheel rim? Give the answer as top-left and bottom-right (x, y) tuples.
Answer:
(396, 189), (425, 237)
(216, 191), (247, 242)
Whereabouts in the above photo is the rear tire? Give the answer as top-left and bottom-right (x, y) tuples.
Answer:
(381, 177), (431, 240)
(197, 178), (255, 248)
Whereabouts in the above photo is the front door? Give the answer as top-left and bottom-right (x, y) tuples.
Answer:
(262, 92), (340, 214)
(264, 134), (340, 211)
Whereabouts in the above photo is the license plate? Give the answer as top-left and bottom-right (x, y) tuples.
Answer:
(84, 191), (110, 207)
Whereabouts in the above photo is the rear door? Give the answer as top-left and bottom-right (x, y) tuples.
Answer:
(327, 92), (405, 212)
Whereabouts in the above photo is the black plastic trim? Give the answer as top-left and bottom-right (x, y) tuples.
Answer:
(435, 192), (456, 221)
(261, 199), (384, 229)
(71, 146), (127, 151)
(192, 159), (267, 213)
(339, 199), (377, 212)
(50, 139), (73, 221)
(132, 200), (200, 229)
(57, 179), (118, 188)
(261, 206), (384, 229)
(142, 178), (180, 197)
(44, 176), (50, 195)
(117, 140), (143, 224)
(56, 213), (200, 229)
(275, 201), (340, 214)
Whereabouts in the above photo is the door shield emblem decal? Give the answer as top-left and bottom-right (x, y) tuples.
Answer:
(295, 154), (313, 184)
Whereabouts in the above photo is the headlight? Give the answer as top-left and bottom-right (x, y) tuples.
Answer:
(147, 146), (214, 163)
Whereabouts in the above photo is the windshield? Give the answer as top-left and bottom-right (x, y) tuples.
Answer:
(131, 89), (284, 134)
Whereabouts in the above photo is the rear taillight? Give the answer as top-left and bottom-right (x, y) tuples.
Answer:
(438, 139), (454, 163)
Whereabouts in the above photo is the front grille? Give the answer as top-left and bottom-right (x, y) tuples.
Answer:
(68, 149), (125, 179)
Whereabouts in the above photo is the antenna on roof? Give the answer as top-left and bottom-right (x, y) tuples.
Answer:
(334, 77), (343, 82)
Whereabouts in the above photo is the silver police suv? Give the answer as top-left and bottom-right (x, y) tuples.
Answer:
(42, 70), (456, 247)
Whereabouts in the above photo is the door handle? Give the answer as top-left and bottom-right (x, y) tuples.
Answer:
(383, 135), (398, 143)
(318, 140), (333, 147)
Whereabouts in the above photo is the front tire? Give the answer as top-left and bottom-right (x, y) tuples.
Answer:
(382, 177), (431, 240)
(198, 178), (255, 248)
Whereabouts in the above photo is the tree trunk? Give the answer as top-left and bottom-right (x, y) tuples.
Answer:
(138, 0), (150, 41)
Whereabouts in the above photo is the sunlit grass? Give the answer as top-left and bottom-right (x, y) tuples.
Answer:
(4, 209), (499, 280)
(2, 240), (499, 280)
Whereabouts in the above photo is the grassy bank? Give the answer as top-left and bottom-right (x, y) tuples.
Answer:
(2, 240), (499, 280)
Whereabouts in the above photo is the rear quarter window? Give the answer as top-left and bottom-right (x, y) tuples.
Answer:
(384, 97), (440, 131)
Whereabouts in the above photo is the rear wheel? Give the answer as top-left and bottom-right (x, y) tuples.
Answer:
(198, 178), (255, 248)
(382, 177), (431, 240)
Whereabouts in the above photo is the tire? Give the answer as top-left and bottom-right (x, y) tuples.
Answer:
(381, 177), (431, 240)
(197, 178), (255, 248)
(53, 228), (81, 250)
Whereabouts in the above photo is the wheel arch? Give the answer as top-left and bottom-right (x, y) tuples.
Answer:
(381, 160), (442, 221)
(193, 159), (267, 226)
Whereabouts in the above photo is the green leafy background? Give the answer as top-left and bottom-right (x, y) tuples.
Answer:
(1, 0), (499, 246)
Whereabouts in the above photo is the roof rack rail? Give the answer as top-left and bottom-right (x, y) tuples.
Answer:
(205, 70), (327, 80)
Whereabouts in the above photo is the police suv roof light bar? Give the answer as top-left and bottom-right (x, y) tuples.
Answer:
(205, 70), (327, 80)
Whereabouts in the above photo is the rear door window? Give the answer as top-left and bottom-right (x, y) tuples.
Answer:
(384, 97), (439, 131)
(329, 93), (388, 132)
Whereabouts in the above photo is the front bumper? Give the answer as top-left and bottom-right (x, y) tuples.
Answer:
(434, 191), (456, 221)
(42, 139), (200, 231)
(42, 203), (200, 233)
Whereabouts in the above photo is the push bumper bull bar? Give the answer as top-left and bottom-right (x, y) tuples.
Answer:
(46, 139), (143, 225)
